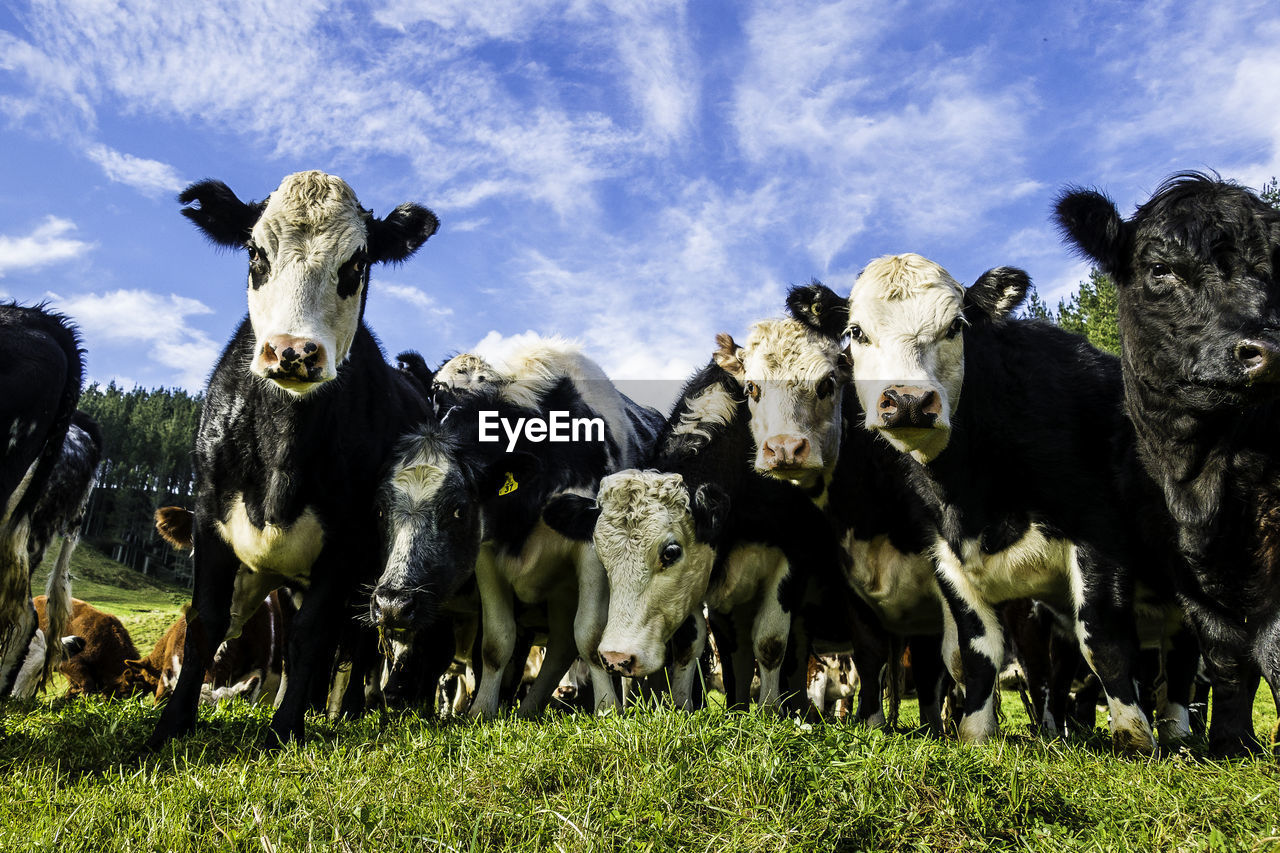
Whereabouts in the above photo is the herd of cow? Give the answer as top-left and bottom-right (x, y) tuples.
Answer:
(1, 168), (1277, 760)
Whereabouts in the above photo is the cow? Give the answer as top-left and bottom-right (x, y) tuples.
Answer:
(544, 360), (876, 716)
(369, 339), (665, 719)
(1056, 171), (1280, 756)
(146, 170), (438, 749)
(0, 304), (84, 698)
(33, 595), (139, 698)
(710, 315), (948, 731)
(124, 592), (287, 705)
(803, 252), (1161, 752)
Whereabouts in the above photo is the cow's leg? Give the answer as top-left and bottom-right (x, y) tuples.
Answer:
(468, 548), (516, 720)
(1156, 622), (1198, 745)
(146, 524), (237, 749)
(669, 610), (706, 710)
(910, 634), (946, 735)
(1003, 599), (1057, 737)
(725, 606), (755, 709)
(1071, 544), (1155, 754)
(519, 589), (578, 717)
(752, 565), (793, 710)
(1253, 608), (1280, 757)
(572, 545), (618, 712)
(268, 554), (349, 746)
(934, 548), (1004, 744)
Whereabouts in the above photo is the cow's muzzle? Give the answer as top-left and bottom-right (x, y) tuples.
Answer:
(877, 385), (941, 429)
(370, 588), (422, 631)
(257, 335), (327, 386)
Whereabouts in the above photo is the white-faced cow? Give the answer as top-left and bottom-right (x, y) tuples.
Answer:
(146, 171), (438, 749)
(369, 339), (665, 719)
(823, 252), (1165, 752)
(545, 359), (878, 716)
(1057, 172), (1280, 756)
(712, 315), (948, 730)
(0, 304), (85, 698)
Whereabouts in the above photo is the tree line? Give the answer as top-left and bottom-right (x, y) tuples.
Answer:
(78, 382), (201, 582)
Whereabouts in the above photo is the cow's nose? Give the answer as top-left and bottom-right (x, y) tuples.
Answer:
(762, 436), (810, 468)
(371, 590), (416, 629)
(599, 650), (636, 675)
(259, 335), (326, 381)
(878, 386), (941, 428)
(1234, 339), (1280, 383)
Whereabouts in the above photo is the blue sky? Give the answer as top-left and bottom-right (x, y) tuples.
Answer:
(2, 0), (1278, 408)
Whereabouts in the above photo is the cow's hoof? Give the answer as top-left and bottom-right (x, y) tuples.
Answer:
(1208, 732), (1264, 758)
(1111, 727), (1157, 755)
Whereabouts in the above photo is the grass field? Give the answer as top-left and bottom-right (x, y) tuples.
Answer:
(2, 545), (1278, 852)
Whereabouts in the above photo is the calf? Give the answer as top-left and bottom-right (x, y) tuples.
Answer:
(33, 596), (139, 698)
(1057, 172), (1280, 755)
(545, 361), (873, 715)
(369, 339), (664, 718)
(147, 171), (438, 748)
(0, 304), (84, 697)
(823, 253), (1157, 751)
(713, 316), (948, 730)
(125, 592), (286, 705)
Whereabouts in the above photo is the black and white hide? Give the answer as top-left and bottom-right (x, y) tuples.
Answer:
(1057, 171), (1280, 756)
(713, 314), (949, 732)
(0, 304), (85, 698)
(369, 339), (664, 719)
(831, 252), (1163, 753)
(146, 170), (438, 749)
(545, 360), (874, 716)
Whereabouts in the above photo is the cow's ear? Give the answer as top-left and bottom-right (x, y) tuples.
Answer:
(964, 267), (1031, 324)
(474, 451), (542, 499)
(178, 180), (264, 248)
(713, 333), (745, 379)
(786, 280), (849, 340)
(691, 483), (730, 546)
(154, 506), (194, 550)
(368, 203), (439, 264)
(543, 494), (601, 542)
(1054, 188), (1126, 276)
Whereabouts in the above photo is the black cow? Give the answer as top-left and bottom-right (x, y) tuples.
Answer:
(0, 304), (85, 698)
(369, 341), (663, 718)
(1057, 171), (1280, 755)
(545, 359), (880, 717)
(146, 170), (438, 748)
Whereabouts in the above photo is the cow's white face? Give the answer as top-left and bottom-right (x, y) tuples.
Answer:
(593, 471), (717, 678)
(714, 319), (848, 489)
(846, 254), (966, 463)
(245, 171), (372, 394)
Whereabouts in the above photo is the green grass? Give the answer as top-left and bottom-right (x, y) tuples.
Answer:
(6, 546), (1278, 852)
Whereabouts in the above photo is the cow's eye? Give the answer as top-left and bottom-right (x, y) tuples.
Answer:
(660, 542), (683, 568)
(848, 324), (866, 344)
(1150, 263), (1172, 278)
(816, 374), (835, 399)
(744, 381), (761, 402)
(945, 318), (965, 340)
(247, 244), (269, 289)
(810, 302), (822, 316)
(453, 508), (462, 520)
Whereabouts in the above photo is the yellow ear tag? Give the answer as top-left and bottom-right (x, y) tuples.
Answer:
(498, 472), (519, 496)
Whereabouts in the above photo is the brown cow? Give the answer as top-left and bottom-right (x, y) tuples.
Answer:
(34, 595), (140, 698)
(124, 592), (286, 705)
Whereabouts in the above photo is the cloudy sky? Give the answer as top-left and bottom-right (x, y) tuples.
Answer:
(2, 0), (1278, 406)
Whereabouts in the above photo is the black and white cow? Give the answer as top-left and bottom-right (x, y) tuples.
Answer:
(1057, 172), (1280, 755)
(545, 359), (877, 716)
(146, 171), (438, 748)
(817, 252), (1161, 752)
(712, 316), (949, 730)
(369, 339), (664, 718)
(0, 304), (85, 698)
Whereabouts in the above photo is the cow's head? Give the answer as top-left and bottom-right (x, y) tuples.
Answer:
(543, 470), (728, 678)
(1056, 172), (1280, 411)
(845, 253), (1029, 463)
(713, 319), (850, 489)
(369, 420), (536, 666)
(180, 170), (439, 395)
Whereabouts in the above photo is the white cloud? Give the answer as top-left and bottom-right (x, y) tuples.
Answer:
(381, 283), (454, 316)
(0, 216), (94, 276)
(45, 289), (219, 390)
(85, 144), (184, 197)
